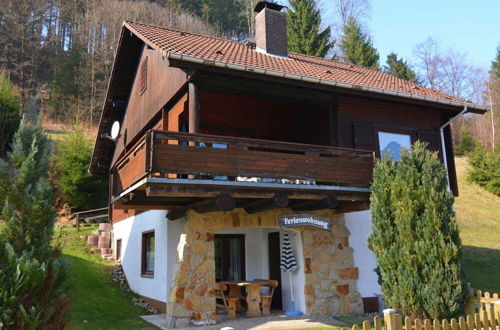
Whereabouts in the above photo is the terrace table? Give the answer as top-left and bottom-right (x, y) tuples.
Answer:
(219, 280), (263, 316)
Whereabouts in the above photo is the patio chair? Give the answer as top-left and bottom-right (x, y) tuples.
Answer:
(254, 279), (279, 315)
(215, 283), (229, 311)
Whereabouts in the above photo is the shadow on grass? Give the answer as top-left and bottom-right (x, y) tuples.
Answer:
(62, 253), (150, 330)
(462, 245), (500, 293)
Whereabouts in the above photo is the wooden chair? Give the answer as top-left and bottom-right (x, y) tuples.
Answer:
(215, 283), (240, 318)
(254, 279), (279, 315)
(215, 283), (228, 311)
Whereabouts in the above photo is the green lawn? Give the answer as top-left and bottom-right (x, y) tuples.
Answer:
(58, 226), (151, 329)
(454, 157), (500, 292)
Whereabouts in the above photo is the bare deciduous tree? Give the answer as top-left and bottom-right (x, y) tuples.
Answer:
(334, 0), (371, 26)
(413, 37), (494, 149)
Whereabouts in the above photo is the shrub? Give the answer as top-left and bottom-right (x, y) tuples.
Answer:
(467, 146), (500, 196)
(51, 128), (108, 211)
(0, 244), (70, 330)
(0, 72), (21, 157)
(368, 142), (466, 319)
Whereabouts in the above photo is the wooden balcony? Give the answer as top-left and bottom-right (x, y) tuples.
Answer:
(111, 130), (375, 219)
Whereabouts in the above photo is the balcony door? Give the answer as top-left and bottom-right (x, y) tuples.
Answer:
(215, 234), (245, 282)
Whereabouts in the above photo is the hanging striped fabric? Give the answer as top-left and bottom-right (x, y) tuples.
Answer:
(280, 231), (298, 272)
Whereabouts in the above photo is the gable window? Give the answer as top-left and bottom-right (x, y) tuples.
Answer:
(140, 56), (148, 95)
(378, 131), (412, 161)
(141, 231), (155, 276)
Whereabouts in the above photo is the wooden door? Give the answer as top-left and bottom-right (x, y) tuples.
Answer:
(268, 232), (283, 310)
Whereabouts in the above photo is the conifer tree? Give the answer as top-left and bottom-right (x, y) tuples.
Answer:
(0, 104), (54, 260)
(286, 0), (334, 57)
(491, 46), (500, 79)
(368, 142), (466, 319)
(384, 52), (419, 83)
(0, 103), (70, 328)
(0, 72), (20, 157)
(339, 16), (379, 69)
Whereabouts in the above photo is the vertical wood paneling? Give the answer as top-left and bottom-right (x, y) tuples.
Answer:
(199, 90), (330, 145)
(111, 46), (187, 166)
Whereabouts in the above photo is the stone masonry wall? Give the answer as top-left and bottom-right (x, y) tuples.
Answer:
(164, 208), (363, 328)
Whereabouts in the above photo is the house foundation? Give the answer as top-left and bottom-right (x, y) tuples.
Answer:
(164, 208), (363, 328)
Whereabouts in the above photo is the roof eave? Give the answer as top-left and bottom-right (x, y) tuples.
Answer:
(166, 51), (489, 113)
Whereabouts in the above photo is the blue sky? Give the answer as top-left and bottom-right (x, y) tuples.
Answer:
(280, 0), (500, 70)
(369, 0), (500, 70)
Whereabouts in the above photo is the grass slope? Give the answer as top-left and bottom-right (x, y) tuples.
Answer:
(58, 226), (150, 329)
(454, 157), (500, 292)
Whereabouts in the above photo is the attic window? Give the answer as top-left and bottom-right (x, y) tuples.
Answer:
(140, 57), (148, 95)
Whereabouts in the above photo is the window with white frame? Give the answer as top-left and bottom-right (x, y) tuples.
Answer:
(378, 131), (412, 161)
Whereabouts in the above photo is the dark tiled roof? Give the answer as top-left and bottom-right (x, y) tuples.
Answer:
(124, 21), (484, 110)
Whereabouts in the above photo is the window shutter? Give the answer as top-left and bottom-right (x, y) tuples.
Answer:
(353, 123), (376, 151)
(417, 130), (442, 159)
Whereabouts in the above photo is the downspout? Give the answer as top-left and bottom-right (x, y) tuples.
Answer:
(440, 105), (467, 190)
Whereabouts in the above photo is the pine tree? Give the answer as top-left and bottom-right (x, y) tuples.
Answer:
(0, 103), (70, 328)
(368, 142), (466, 319)
(0, 110), (54, 260)
(491, 46), (500, 79)
(384, 52), (419, 83)
(286, 0), (334, 58)
(0, 72), (20, 157)
(339, 16), (379, 69)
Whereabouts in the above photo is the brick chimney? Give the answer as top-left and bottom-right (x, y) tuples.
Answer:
(254, 1), (287, 57)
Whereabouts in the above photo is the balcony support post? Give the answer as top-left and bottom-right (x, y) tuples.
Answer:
(290, 196), (338, 211)
(166, 193), (235, 221)
(188, 78), (200, 136)
(243, 192), (289, 214)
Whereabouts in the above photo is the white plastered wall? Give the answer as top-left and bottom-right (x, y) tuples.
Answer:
(344, 210), (381, 297)
(112, 210), (185, 303)
(114, 213), (307, 312)
(215, 227), (306, 314)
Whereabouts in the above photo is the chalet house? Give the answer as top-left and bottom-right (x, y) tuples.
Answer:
(90, 2), (487, 328)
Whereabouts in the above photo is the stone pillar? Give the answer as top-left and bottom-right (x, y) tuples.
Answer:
(302, 213), (363, 315)
(164, 213), (217, 328)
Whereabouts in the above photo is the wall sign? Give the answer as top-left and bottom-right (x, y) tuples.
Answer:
(277, 213), (331, 231)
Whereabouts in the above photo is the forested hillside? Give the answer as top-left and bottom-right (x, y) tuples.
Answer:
(0, 0), (224, 124)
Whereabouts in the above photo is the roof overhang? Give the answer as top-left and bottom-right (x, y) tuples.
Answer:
(165, 52), (489, 114)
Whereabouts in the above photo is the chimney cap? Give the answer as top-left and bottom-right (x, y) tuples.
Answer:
(254, 1), (285, 13)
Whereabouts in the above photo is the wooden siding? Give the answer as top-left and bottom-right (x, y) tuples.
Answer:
(338, 94), (445, 149)
(339, 94), (458, 195)
(111, 46), (187, 166)
(199, 91), (331, 145)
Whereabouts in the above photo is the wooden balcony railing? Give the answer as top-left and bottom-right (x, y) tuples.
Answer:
(112, 130), (375, 197)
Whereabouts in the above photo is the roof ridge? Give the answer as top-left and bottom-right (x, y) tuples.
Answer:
(125, 21), (440, 97)
(124, 20), (246, 47)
